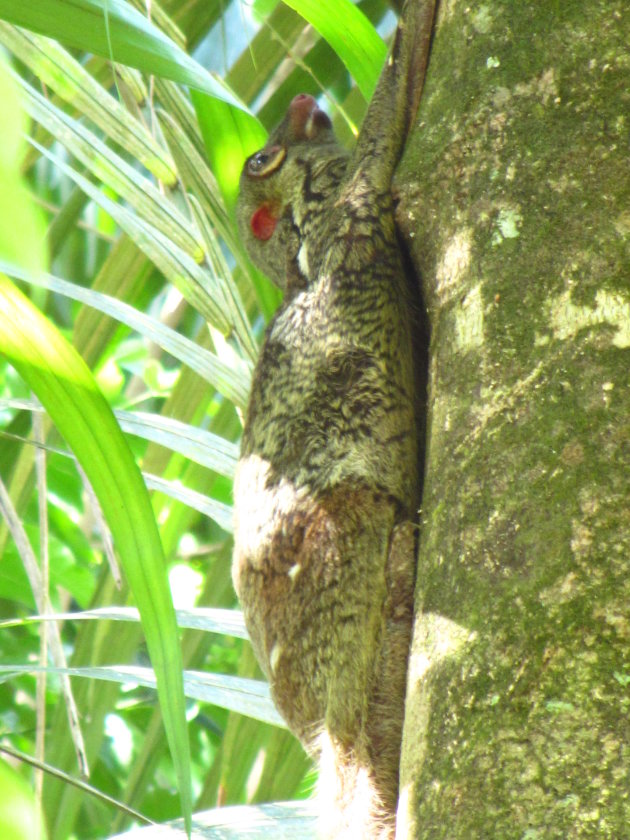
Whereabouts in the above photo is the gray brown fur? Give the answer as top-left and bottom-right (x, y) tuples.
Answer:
(232, 2), (435, 836)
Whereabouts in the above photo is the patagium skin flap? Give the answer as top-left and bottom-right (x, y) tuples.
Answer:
(232, 2), (435, 836)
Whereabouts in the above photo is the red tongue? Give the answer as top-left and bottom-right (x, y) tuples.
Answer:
(251, 205), (277, 241)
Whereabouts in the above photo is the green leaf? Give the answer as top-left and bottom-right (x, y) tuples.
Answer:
(0, 663), (285, 728)
(28, 137), (239, 344)
(15, 72), (204, 261)
(0, 61), (46, 274)
(0, 23), (177, 185)
(117, 411), (239, 479)
(280, 0), (387, 100)
(108, 801), (319, 840)
(0, 0), (247, 109)
(1, 606), (249, 640)
(0, 758), (46, 840)
(0, 276), (192, 835)
(193, 91), (267, 211)
(144, 473), (233, 533)
(0, 259), (252, 408)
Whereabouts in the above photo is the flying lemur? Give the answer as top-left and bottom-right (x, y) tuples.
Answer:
(232, 1), (436, 837)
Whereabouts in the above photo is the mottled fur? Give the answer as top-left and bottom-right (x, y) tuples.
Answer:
(232, 1), (435, 836)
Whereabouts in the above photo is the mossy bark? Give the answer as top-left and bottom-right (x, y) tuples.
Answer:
(394, 0), (630, 837)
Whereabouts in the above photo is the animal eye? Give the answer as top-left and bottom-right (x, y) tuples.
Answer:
(249, 152), (269, 171)
(246, 145), (286, 178)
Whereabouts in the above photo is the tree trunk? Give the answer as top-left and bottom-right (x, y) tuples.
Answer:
(394, 1), (630, 836)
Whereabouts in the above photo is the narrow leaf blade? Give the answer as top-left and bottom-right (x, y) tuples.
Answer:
(280, 0), (386, 100)
(0, 275), (192, 833)
(0, 0), (246, 108)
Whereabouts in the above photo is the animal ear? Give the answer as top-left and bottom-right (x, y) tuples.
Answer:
(289, 94), (332, 141)
(250, 204), (278, 241)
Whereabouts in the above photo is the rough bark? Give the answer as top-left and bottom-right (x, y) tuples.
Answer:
(394, 0), (630, 837)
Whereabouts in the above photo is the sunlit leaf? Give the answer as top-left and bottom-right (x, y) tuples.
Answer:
(0, 275), (192, 833)
(0, 23), (177, 184)
(145, 473), (233, 533)
(279, 0), (386, 100)
(0, 663), (284, 728)
(0, 0), (247, 108)
(0, 606), (249, 640)
(0, 758), (47, 840)
(0, 60), (46, 274)
(193, 91), (267, 211)
(108, 800), (319, 840)
(0, 259), (251, 408)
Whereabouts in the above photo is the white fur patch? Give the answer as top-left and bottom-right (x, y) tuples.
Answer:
(269, 643), (282, 674)
(288, 563), (301, 581)
(298, 242), (310, 278)
(316, 730), (386, 839)
(233, 455), (306, 568)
